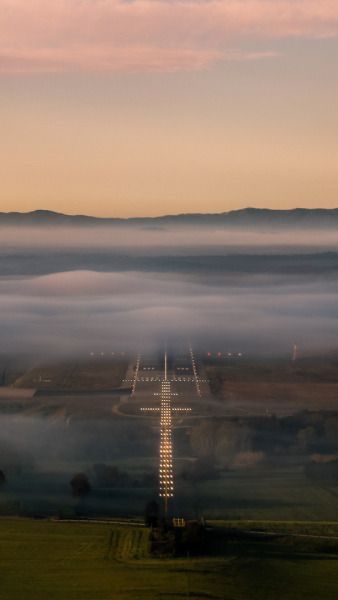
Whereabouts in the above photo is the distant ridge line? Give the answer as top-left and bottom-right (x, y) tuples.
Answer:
(1, 207), (338, 228)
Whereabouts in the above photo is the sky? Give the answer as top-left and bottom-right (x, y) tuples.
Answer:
(1, 0), (338, 217)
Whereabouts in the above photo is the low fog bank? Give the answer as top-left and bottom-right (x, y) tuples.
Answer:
(1, 225), (338, 356)
(2, 225), (338, 281)
(1, 225), (338, 254)
(2, 410), (338, 520)
(0, 269), (338, 356)
(0, 416), (155, 468)
(2, 247), (338, 279)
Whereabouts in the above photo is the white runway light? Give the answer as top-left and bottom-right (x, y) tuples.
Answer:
(139, 349), (192, 515)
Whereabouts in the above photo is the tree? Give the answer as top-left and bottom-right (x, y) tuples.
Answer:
(70, 473), (91, 498)
(0, 470), (6, 489)
(297, 426), (316, 453)
(181, 522), (207, 555)
(144, 500), (159, 527)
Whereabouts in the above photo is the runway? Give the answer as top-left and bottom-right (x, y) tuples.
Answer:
(123, 345), (209, 514)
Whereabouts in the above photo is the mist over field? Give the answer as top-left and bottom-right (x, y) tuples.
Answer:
(1, 224), (338, 356)
(2, 222), (338, 550)
(1, 224), (338, 253)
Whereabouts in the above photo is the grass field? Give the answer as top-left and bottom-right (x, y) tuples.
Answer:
(206, 357), (338, 414)
(13, 359), (127, 391)
(2, 460), (338, 521)
(176, 465), (338, 521)
(1, 519), (338, 600)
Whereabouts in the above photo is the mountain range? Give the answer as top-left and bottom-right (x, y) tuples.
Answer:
(1, 208), (338, 228)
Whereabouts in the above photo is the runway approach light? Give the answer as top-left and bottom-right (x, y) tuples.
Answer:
(292, 344), (298, 362)
(140, 350), (193, 516)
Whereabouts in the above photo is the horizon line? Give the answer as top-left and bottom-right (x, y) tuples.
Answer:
(2, 206), (338, 221)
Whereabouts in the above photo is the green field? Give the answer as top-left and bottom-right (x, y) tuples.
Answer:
(1, 519), (338, 600)
(3, 461), (338, 522)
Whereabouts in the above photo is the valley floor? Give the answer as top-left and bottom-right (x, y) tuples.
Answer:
(1, 519), (338, 600)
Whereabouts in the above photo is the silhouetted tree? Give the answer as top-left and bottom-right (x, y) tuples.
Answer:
(70, 473), (91, 497)
(144, 500), (159, 527)
(297, 426), (317, 453)
(181, 522), (207, 555)
(0, 470), (6, 489)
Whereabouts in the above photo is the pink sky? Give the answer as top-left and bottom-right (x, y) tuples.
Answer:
(1, 0), (338, 73)
(1, 1), (338, 216)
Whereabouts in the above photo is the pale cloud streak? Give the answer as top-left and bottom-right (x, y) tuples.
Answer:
(0, 1), (337, 73)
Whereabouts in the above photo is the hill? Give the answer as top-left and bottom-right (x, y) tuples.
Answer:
(2, 207), (338, 229)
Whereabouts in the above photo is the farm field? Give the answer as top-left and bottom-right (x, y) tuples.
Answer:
(1, 519), (338, 600)
(12, 358), (127, 392)
(2, 353), (338, 533)
(206, 356), (338, 414)
(177, 465), (338, 521)
(2, 459), (338, 521)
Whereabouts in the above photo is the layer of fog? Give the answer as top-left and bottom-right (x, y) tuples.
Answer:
(1, 223), (338, 356)
(0, 415), (155, 469)
(2, 225), (338, 254)
(1, 269), (338, 356)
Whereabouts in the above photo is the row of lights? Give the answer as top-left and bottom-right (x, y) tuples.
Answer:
(206, 352), (243, 357)
(90, 351), (126, 356)
(189, 345), (201, 397)
(123, 377), (162, 382)
(159, 381), (174, 499)
(132, 354), (141, 395)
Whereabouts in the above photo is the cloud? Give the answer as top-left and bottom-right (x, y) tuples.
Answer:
(0, 46), (224, 74)
(1, 0), (337, 74)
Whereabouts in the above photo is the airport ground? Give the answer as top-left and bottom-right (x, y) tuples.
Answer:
(2, 350), (338, 598)
(2, 351), (338, 521)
